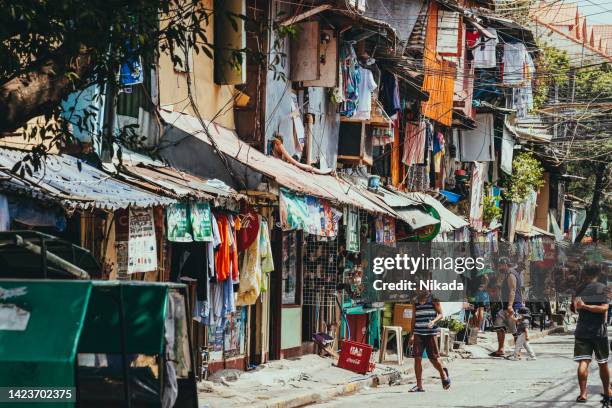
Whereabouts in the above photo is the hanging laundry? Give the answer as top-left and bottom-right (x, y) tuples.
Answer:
(433, 131), (446, 173)
(503, 42), (527, 85)
(236, 216), (274, 305)
(352, 66), (378, 120)
(460, 113), (494, 162)
(379, 71), (401, 116)
(474, 28), (498, 68)
(469, 162), (488, 230)
(0, 194), (8, 231)
(339, 43), (361, 117)
(402, 121), (427, 166)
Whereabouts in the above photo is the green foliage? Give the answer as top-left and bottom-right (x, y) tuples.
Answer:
(438, 317), (465, 333)
(483, 189), (502, 224)
(533, 42), (570, 110)
(503, 152), (545, 203)
(575, 64), (612, 102)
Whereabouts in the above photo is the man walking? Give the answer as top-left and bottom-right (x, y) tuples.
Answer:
(490, 258), (524, 357)
(572, 264), (610, 404)
(408, 290), (451, 392)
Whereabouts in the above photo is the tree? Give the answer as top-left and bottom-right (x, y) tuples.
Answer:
(573, 161), (610, 243)
(0, 0), (217, 168)
(534, 44), (612, 243)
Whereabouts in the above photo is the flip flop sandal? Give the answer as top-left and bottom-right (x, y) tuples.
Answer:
(489, 351), (504, 357)
(409, 385), (425, 392)
(442, 368), (451, 390)
(575, 396), (587, 403)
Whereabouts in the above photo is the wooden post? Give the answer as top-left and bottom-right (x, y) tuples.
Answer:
(305, 113), (314, 165)
(391, 119), (401, 187)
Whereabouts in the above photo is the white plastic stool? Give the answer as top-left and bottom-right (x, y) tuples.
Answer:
(379, 325), (404, 365)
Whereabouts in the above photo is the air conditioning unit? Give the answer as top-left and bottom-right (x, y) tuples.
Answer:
(346, 0), (366, 12)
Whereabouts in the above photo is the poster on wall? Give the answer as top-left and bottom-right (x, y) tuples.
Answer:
(166, 203), (193, 242)
(346, 206), (360, 253)
(191, 202), (213, 241)
(128, 208), (157, 274)
(116, 241), (128, 276)
(375, 215), (396, 246)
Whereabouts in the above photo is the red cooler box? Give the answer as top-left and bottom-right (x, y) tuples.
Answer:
(337, 340), (374, 374)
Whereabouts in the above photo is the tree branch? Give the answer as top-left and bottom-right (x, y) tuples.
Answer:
(0, 46), (93, 134)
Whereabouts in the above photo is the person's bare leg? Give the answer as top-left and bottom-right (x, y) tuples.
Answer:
(599, 362), (610, 397)
(496, 330), (505, 354)
(476, 308), (483, 330)
(430, 358), (447, 381)
(578, 360), (589, 399)
(414, 358), (423, 389)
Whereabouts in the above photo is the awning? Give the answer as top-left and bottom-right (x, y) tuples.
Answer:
(119, 163), (244, 206)
(403, 192), (469, 233)
(516, 225), (555, 238)
(375, 188), (440, 230)
(160, 110), (397, 217)
(0, 148), (175, 212)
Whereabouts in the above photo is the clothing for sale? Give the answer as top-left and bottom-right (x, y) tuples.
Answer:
(503, 42), (527, 85)
(474, 28), (498, 68)
(352, 66), (377, 120)
(215, 214), (231, 281)
(228, 215), (239, 282)
(236, 216), (275, 305)
(208, 280), (224, 326)
(223, 278), (236, 316)
(379, 70), (401, 116)
(402, 121), (427, 166)
(170, 242), (209, 303)
(207, 212), (222, 281)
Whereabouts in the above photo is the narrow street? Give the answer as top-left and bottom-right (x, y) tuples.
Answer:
(315, 331), (611, 408)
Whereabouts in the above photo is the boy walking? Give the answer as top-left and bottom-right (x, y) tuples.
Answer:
(408, 290), (451, 392)
(510, 307), (536, 360)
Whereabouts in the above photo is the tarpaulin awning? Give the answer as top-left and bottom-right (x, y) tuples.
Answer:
(403, 192), (469, 233)
(0, 148), (175, 212)
(374, 188), (440, 230)
(160, 110), (397, 217)
(0, 280), (92, 390)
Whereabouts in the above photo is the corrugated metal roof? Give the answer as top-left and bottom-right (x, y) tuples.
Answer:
(516, 225), (555, 238)
(160, 110), (397, 217)
(0, 148), (175, 212)
(120, 164), (245, 204)
(403, 192), (469, 232)
(505, 115), (552, 143)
